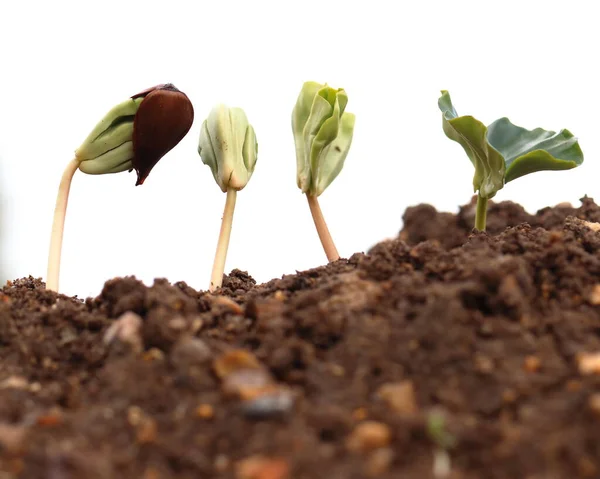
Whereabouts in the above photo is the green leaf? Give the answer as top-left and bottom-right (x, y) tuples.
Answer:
(198, 104), (258, 192)
(291, 82), (355, 196)
(487, 118), (583, 183)
(438, 90), (505, 199)
(313, 112), (355, 196)
(438, 90), (584, 197)
(292, 81), (324, 192)
(76, 97), (143, 162)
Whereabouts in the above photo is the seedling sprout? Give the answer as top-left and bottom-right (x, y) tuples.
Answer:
(438, 90), (584, 231)
(292, 81), (356, 262)
(198, 105), (258, 292)
(46, 84), (194, 292)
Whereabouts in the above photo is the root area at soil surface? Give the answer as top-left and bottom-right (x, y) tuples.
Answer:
(3, 197), (600, 478)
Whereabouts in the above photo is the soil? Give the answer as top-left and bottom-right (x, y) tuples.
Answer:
(3, 196), (600, 478)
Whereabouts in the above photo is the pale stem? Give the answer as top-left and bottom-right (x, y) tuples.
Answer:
(475, 194), (488, 232)
(306, 194), (340, 263)
(209, 188), (237, 292)
(46, 158), (79, 292)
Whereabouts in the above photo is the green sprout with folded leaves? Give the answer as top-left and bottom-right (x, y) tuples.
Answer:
(46, 84), (194, 292)
(198, 104), (258, 292)
(438, 90), (584, 231)
(292, 81), (356, 262)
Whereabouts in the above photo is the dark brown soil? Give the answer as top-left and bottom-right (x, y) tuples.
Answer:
(3, 197), (600, 478)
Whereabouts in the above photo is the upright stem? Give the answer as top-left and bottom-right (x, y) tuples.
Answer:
(209, 188), (237, 292)
(46, 158), (79, 292)
(306, 194), (340, 263)
(475, 194), (488, 232)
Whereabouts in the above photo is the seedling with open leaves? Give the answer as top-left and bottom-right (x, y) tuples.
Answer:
(438, 90), (583, 231)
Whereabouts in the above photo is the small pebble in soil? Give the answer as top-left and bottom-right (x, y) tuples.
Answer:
(346, 421), (392, 454)
(127, 406), (158, 444)
(213, 350), (262, 378)
(35, 408), (63, 427)
(523, 355), (542, 373)
(221, 369), (273, 398)
(365, 447), (395, 477)
(143, 348), (165, 362)
(376, 381), (418, 415)
(240, 388), (295, 418)
(0, 376), (29, 390)
(195, 404), (215, 419)
(587, 394), (600, 418)
(0, 423), (28, 456)
(235, 455), (290, 479)
(169, 336), (212, 368)
(582, 220), (600, 232)
(577, 352), (600, 375)
(103, 311), (143, 354)
(212, 295), (244, 315)
(214, 349), (295, 418)
(588, 284), (600, 305)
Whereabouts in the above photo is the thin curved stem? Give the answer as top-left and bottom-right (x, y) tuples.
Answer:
(209, 188), (237, 292)
(306, 194), (340, 262)
(475, 194), (488, 232)
(46, 158), (79, 292)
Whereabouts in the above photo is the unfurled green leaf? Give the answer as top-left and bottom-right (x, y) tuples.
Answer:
(438, 91), (504, 199)
(292, 81), (355, 196)
(487, 118), (583, 183)
(438, 90), (583, 199)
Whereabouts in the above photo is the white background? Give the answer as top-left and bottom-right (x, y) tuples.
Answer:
(0, 0), (597, 297)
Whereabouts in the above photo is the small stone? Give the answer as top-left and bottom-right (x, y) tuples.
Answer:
(352, 407), (368, 421)
(136, 417), (158, 444)
(235, 456), (289, 479)
(588, 285), (600, 305)
(214, 454), (230, 473)
(0, 423), (27, 455)
(213, 296), (244, 315)
(128, 406), (144, 426)
(170, 336), (212, 368)
(502, 389), (518, 404)
(365, 447), (394, 477)
(583, 221), (600, 232)
(329, 364), (345, 377)
(241, 388), (295, 419)
(474, 354), (494, 374)
(588, 394), (600, 417)
(29, 382), (42, 393)
(36, 408), (63, 427)
(346, 421), (392, 454)
(273, 291), (286, 301)
(196, 404), (214, 419)
(523, 355), (541, 373)
(376, 381), (418, 415)
(104, 312), (143, 353)
(221, 369), (273, 398)
(143, 348), (165, 362)
(245, 299), (285, 323)
(578, 352), (600, 375)
(0, 376), (29, 390)
(213, 350), (262, 378)
(127, 406), (157, 444)
(168, 316), (188, 331)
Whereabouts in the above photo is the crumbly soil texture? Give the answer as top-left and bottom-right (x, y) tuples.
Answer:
(3, 197), (600, 479)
